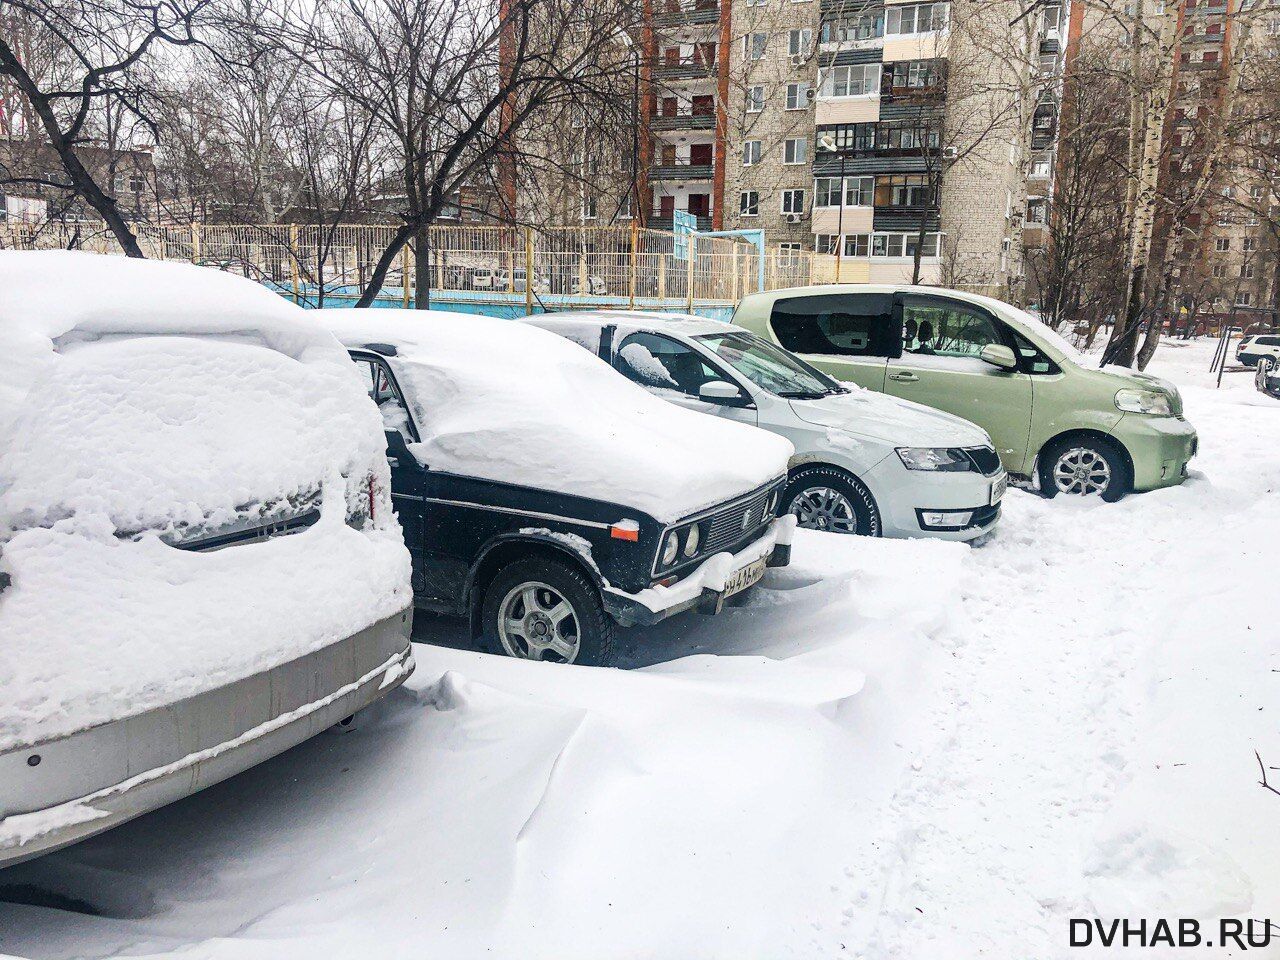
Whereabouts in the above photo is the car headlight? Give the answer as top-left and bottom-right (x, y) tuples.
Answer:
(683, 523), (701, 557)
(1115, 388), (1172, 416)
(895, 447), (972, 472)
(662, 530), (680, 566)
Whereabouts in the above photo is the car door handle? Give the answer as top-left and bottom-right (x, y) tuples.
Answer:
(387, 456), (399, 467)
(889, 371), (919, 382)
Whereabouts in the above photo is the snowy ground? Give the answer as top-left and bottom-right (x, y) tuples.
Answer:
(2, 337), (1278, 959)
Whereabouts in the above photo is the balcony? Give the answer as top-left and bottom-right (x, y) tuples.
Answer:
(653, 2), (719, 27)
(650, 113), (717, 131)
(872, 204), (940, 231)
(653, 56), (717, 80)
(649, 214), (713, 231)
(651, 162), (715, 181)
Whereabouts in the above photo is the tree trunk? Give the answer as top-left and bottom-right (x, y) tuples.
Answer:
(355, 220), (416, 307)
(414, 222), (431, 310)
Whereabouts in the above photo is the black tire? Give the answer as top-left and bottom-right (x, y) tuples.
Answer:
(1037, 435), (1131, 502)
(782, 466), (881, 536)
(480, 556), (616, 666)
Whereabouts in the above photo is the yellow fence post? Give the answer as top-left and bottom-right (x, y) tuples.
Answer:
(288, 224), (301, 304)
(686, 235), (696, 313)
(525, 228), (535, 316)
(401, 242), (411, 308)
(190, 223), (201, 263)
(658, 253), (666, 300)
(628, 219), (639, 309)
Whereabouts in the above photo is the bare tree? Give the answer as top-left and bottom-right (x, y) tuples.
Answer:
(0, 0), (211, 256)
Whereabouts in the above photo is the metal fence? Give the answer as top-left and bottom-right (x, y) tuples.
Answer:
(0, 221), (842, 310)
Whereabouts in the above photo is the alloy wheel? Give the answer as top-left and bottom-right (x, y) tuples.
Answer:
(789, 486), (858, 533)
(497, 580), (581, 663)
(1052, 447), (1112, 496)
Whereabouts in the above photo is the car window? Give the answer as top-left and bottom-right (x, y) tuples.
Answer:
(901, 296), (1004, 359)
(769, 293), (897, 357)
(697, 330), (839, 398)
(1010, 329), (1059, 375)
(1260, 336), (1280, 347)
(615, 332), (731, 398)
(354, 357), (413, 435)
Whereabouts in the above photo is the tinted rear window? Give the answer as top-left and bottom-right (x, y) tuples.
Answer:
(769, 294), (898, 358)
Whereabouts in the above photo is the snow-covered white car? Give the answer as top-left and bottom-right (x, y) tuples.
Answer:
(1236, 333), (1280, 369)
(319, 309), (796, 666)
(0, 252), (415, 867)
(527, 312), (1007, 541)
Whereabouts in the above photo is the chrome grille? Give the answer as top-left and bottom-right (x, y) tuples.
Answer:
(702, 486), (777, 555)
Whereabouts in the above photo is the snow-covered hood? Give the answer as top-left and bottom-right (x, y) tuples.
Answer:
(321, 310), (793, 523)
(789, 388), (992, 448)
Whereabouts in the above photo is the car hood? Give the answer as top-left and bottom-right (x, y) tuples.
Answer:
(788, 389), (992, 447)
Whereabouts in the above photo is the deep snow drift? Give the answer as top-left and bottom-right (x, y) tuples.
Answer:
(1, 337), (1277, 959)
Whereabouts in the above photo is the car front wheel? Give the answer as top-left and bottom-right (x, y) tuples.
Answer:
(782, 467), (881, 536)
(1038, 437), (1131, 502)
(481, 557), (616, 666)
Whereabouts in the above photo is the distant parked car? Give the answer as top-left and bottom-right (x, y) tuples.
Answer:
(1237, 333), (1280, 369)
(510, 268), (550, 294)
(0, 252), (414, 867)
(469, 267), (501, 290)
(734, 284), (1198, 501)
(573, 275), (609, 296)
(1256, 356), (1280, 398)
(319, 309), (795, 666)
(528, 312), (1006, 541)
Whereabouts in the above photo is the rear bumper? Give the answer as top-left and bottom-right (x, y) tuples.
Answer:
(604, 515), (795, 627)
(0, 606), (414, 868)
(1114, 415), (1198, 491)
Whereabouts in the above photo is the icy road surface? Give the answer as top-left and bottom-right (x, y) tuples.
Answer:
(2, 338), (1277, 959)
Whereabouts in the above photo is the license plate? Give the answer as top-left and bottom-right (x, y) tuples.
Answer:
(990, 474), (1007, 506)
(722, 557), (767, 599)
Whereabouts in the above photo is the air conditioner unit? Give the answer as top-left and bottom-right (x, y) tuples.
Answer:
(789, 54), (806, 67)
(943, 145), (959, 159)
(806, 87), (817, 100)
(785, 213), (804, 223)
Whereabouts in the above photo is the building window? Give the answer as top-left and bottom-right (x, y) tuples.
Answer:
(784, 137), (808, 164)
(870, 232), (941, 257)
(788, 29), (812, 56)
(819, 63), (881, 97)
(1212, 263), (1226, 278)
(743, 140), (763, 165)
(743, 33), (767, 60)
(740, 191), (760, 216)
(1242, 263), (1256, 279)
(843, 234), (870, 256)
(618, 193), (633, 219)
(582, 196), (597, 220)
(821, 10), (884, 42)
(815, 234), (838, 254)
(781, 188), (806, 214)
(814, 176), (873, 207)
(1215, 237), (1230, 252)
(747, 86), (766, 112)
(778, 242), (803, 258)
(1236, 291), (1252, 306)
(885, 59), (942, 89)
(876, 173), (933, 207)
(885, 2), (949, 35)
(785, 83), (811, 109)
(1026, 198), (1047, 223)
(819, 122), (875, 151)
(875, 120), (940, 150)
(1244, 236), (1258, 251)
(1031, 158), (1051, 177)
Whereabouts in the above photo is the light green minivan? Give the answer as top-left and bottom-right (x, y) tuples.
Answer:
(733, 284), (1198, 500)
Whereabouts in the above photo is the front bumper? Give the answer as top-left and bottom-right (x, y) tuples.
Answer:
(0, 607), (414, 868)
(1112, 414), (1198, 491)
(865, 455), (1006, 542)
(604, 515), (795, 627)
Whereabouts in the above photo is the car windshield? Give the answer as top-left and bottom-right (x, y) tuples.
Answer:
(696, 331), (843, 399)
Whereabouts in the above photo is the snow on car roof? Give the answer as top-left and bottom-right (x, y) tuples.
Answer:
(530, 310), (732, 342)
(320, 309), (793, 522)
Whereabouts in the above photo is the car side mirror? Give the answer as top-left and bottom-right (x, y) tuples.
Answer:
(698, 380), (751, 406)
(979, 344), (1018, 371)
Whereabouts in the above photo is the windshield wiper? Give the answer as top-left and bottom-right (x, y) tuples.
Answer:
(777, 389), (829, 399)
